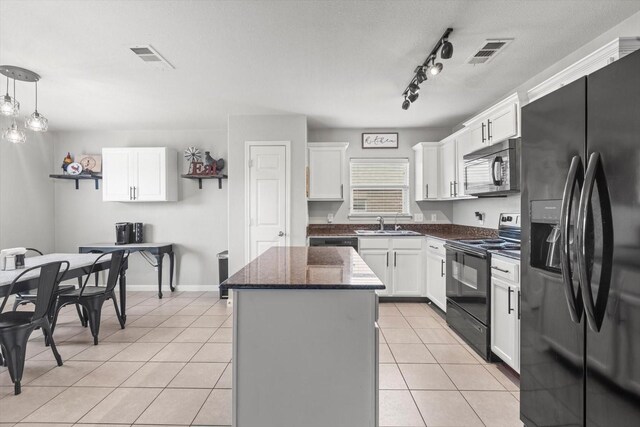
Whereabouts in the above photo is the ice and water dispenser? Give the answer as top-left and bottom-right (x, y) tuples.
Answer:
(530, 200), (565, 272)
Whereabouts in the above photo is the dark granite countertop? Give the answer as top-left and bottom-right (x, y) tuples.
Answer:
(307, 223), (498, 241)
(220, 246), (385, 290)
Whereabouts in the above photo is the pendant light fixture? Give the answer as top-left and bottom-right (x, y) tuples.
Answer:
(2, 119), (27, 144)
(25, 81), (48, 132)
(0, 65), (48, 143)
(0, 77), (19, 116)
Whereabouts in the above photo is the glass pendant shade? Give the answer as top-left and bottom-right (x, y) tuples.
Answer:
(26, 111), (48, 132)
(0, 94), (19, 116)
(3, 120), (27, 144)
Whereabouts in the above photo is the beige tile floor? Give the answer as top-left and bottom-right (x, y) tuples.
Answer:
(0, 292), (521, 426)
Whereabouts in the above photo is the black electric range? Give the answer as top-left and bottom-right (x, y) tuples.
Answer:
(444, 214), (521, 360)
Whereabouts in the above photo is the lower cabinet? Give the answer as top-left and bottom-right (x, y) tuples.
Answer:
(359, 237), (423, 297)
(425, 238), (447, 312)
(490, 256), (521, 372)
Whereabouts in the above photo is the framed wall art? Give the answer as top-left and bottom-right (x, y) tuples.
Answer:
(362, 133), (398, 149)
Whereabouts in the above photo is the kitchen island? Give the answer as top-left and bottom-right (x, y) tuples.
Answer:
(220, 246), (384, 427)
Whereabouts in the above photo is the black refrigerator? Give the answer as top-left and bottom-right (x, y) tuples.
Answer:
(520, 48), (640, 427)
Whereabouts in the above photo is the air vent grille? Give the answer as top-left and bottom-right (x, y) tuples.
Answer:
(129, 45), (175, 69)
(467, 38), (513, 65)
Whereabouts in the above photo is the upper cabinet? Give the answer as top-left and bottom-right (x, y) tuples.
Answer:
(412, 142), (439, 201)
(307, 142), (348, 201)
(439, 137), (458, 199)
(103, 147), (178, 202)
(463, 93), (520, 149)
(528, 38), (640, 103)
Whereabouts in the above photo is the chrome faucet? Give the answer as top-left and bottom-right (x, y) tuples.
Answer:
(376, 216), (385, 231)
(394, 212), (402, 231)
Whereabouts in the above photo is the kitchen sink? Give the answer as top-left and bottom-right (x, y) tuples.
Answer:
(355, 229), (422, 236)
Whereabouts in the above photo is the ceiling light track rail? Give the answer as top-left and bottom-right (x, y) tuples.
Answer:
(401, 27), (453, 110)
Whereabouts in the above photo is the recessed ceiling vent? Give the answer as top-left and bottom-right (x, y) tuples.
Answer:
(467, 38), (513, 65)
(129, 45), (175, 69)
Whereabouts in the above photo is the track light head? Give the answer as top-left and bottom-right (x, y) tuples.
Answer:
(402, 97), (411, 110)
(408, 82), (420, 94)
(429, 62), (443, 76)
(408, 92), (419, 103)
(440, 40), (453, 59)
(416, 67), (428, 84)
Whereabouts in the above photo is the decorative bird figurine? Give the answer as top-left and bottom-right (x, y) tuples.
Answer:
(62, 152), (73, 173)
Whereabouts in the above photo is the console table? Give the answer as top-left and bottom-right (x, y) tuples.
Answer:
(79, 243), (175, 298)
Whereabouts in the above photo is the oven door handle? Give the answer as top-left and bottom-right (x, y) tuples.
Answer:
(444, 244), (487, 260)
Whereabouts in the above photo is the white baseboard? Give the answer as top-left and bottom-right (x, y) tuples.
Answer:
(125, 284), (219, 292)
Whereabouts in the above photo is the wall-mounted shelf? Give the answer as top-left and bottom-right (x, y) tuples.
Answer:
(181, 174), (228, 189)
(49, 174), (102, 190)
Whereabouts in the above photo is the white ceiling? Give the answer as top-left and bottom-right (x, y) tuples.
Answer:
(1, 0), (639, 131)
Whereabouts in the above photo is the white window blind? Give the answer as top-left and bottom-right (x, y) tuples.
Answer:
(350, 158), (410, 216)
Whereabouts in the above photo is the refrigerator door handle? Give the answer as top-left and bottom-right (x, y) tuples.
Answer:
(560, 155), (584, 323)
(576, 152), (614, 333)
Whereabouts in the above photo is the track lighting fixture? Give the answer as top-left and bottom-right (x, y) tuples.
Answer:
(416, 67), (428, 84)
(400, 28), (453, 110)
(440, 38), (453, 59)
(402, 96), (410, 110)
(428, 61), (443, 76)
(0, 65), (48, 143)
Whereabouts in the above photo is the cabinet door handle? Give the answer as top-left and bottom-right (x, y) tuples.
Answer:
(481, 123), (486, 143)
(429, 245), (439, 250)
(425, 184), (429, 199)
(453, 181), (458, 197)
(517, 290), (521, 320)
(133, 186), (137, 200)
(129, 186), (133, 200)
(340, 184), (343, 199)
(491, 265), (510, 274)
(394, 252), (397, 267)
(487, 119), (493, 141)
(440, 259), (445, 277)
(508, 287), (514, 314)
(449, 181), (453, 198)
(386, 252), (389, 267)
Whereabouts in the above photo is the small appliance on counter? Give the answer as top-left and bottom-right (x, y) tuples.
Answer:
(0, 247), (27, 271)
(115, 222), (133, 245)
(134, 223), (144, 244)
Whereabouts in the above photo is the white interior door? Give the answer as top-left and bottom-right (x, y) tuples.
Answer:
(248, 144), (288, 261)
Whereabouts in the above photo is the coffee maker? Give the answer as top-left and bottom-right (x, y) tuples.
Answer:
(115, 222), (133, 245)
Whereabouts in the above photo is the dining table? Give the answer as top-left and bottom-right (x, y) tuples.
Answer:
(0, 253), (129, 322)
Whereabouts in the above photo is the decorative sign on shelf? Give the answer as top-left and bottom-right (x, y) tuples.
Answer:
(184, 147), (225, 176)
(362, 133), (399, 149)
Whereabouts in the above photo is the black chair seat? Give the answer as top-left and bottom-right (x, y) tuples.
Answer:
(60, 287), (108, 297)
(17, 284), (76, 297)
(0, 311), (33, 328)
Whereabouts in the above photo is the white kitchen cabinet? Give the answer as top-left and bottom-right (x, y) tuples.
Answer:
(463, 93), (520, 147)
(425, 238), (447, 312)
(412, 142), (439, 200)
(490, 255), (521, 372)
(439, 138), (457, 199)
(102, 147), (177, 202)
(359, 248), (390, 296)
(307, 142), (348, 201)
(359, 237), (423, 297)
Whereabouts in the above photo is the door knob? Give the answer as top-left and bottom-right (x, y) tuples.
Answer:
(278, 231), (285, 237)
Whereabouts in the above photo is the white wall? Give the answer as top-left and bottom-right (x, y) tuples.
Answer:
(307, 127), (453, 224)
(452, 195), (520, 228)
(51, 129), (228, 290)
(227, 114), (308, 274)
(0, 117), (55, 252)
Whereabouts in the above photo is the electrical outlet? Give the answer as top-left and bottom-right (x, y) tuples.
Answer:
(414, 213), (424, 222)
(327, 213), (334, 224)
(431, 214), (437, 222)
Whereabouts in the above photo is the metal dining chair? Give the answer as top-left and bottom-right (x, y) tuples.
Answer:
(52, 251), (128, 345)
(0, 260), (70, 395)
(12, 248), (85, 326)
